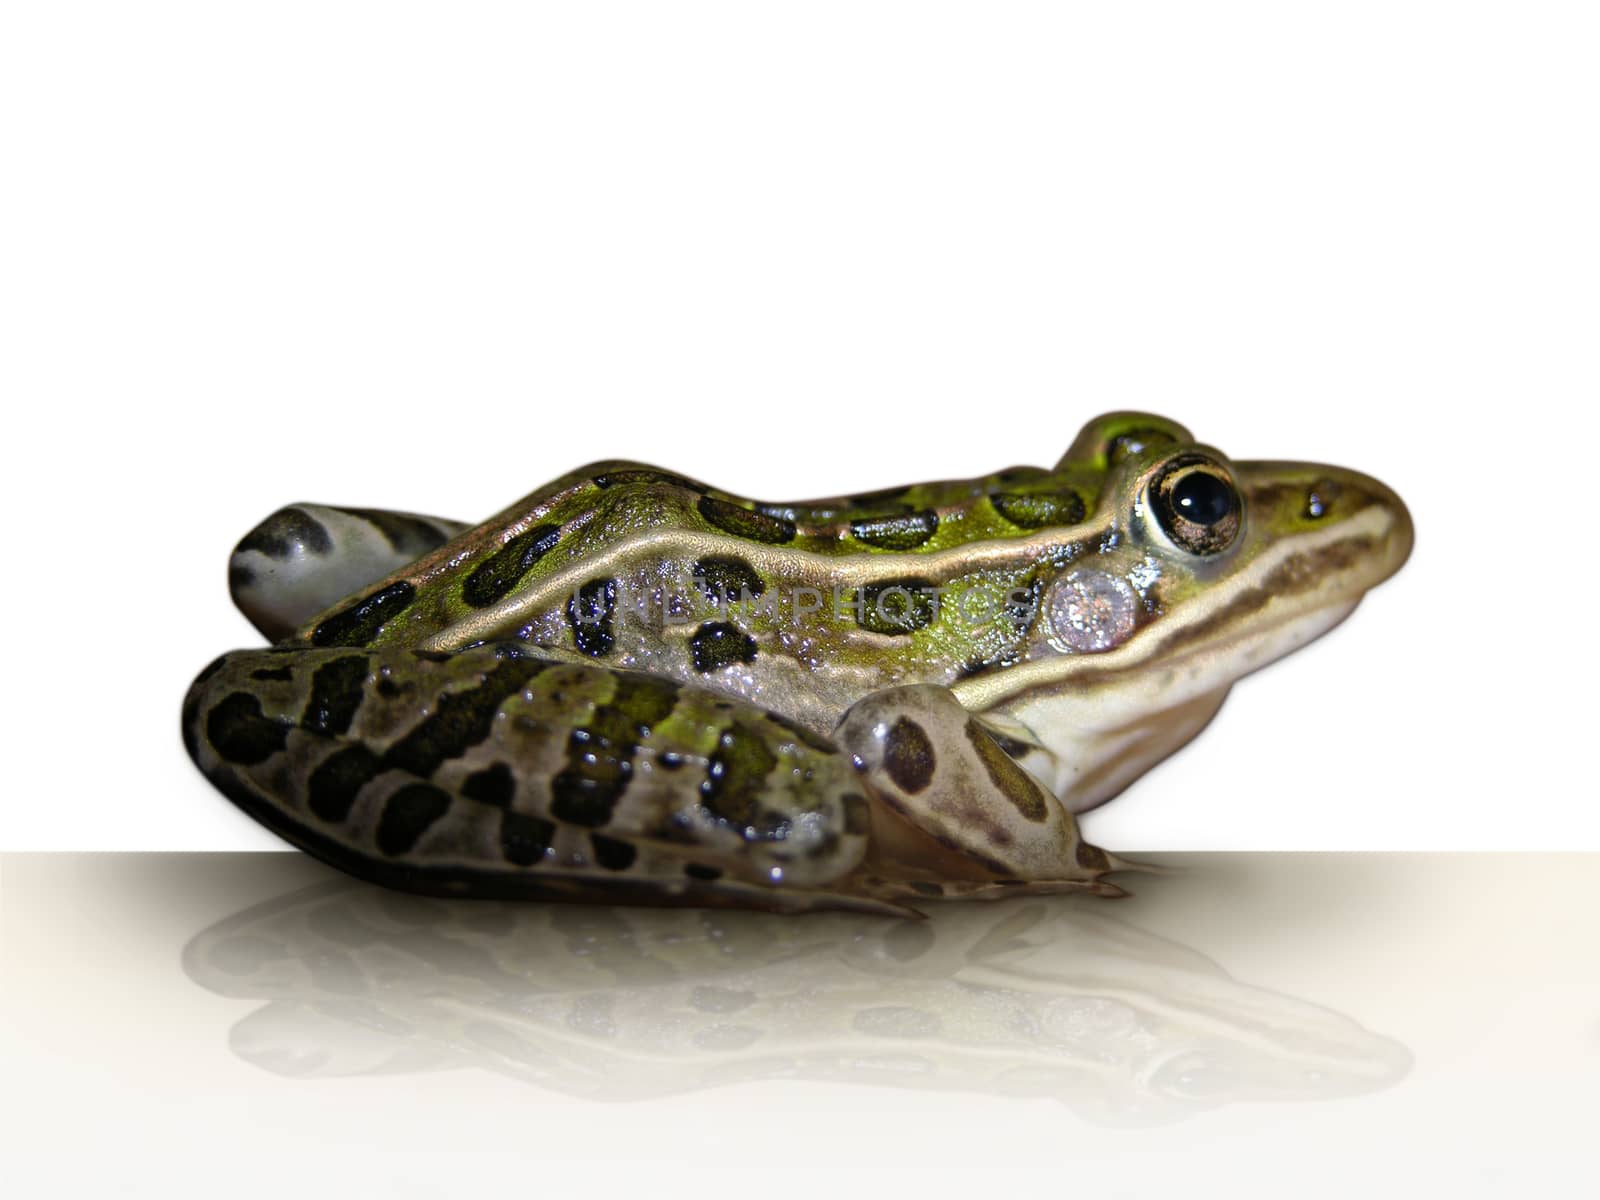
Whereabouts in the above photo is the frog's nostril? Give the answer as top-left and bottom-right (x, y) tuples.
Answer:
(1305, 478), (1343, 520)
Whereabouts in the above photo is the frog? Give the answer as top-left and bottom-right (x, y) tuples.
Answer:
(183, 412), (1412, 915)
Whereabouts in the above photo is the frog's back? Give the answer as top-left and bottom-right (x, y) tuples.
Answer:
(278, 456), (1123, 730)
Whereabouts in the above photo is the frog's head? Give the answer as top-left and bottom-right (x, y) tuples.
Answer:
(954, 412), (1413, 813)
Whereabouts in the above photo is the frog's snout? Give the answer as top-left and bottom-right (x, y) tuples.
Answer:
(1326, 466), (1414, 589)
(1369, 471), (1414, 580)
(1237, 461), (1414, 593)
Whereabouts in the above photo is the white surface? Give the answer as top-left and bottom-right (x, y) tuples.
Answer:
(4, 852), (1595, 1196)
(1, 3), (1595, 851)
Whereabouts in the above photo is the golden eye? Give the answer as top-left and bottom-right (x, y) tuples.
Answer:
(1151, 457), (1242, 556)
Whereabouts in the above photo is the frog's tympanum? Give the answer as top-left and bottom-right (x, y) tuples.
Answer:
(184, 413), (1412, 914)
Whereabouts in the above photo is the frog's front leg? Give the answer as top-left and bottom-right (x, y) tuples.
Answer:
(836, 685), (1129, 901)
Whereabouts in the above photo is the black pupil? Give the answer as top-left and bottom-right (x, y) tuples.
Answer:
(1172, 472), (1235, 525)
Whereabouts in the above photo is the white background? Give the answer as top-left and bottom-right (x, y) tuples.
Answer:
(2, 2), (1595, 852)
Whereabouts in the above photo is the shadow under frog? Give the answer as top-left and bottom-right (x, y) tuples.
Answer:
(181, 878), (1410, 1126)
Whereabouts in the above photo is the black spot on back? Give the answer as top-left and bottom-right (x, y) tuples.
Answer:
(850, 509), (939, 550)
(501, 811), (556, 866)
(461, 761), (516, 808)
(250, 666), (293, 682)
(591, 834), (637, 871)
(549, 673), (680, 828)
(300, 655), (370, 737)
(462, 523), (562, 609)
(689, 621), (757, 673)
(697, 495), (796, 544)
(384, 656), (549, 778)
(307, 746), (384, 822)
(882, 717), (936, 794)
(700, 722), (778, 831)
(990, 490), (1087, 530)
(684, 862), (722, 881)
(235, 506), (333, 559)
(1005, 576), (1043, 633)
(691, 555), (766, 604)
(755, 501), (842, 523)
(206, 693), (291, 765)
(565, 578), (617, 658)
(311, 581), (416, 647)
(855, 578), (939, 635)
(376, 783), (453, 856)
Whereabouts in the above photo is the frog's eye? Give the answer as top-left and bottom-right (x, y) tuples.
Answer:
(1150, 456), (1242, 556)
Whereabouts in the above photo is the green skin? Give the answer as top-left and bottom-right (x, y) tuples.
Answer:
(185, 413), (1413, 915)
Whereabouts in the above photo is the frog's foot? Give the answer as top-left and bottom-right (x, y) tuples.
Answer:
(229, 504), (468, 642)
(834, 684), (1130, 900)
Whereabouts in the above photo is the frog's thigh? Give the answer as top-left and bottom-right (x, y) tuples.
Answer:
(185, 644), (889, 913)
(835, 684), (1119, 889)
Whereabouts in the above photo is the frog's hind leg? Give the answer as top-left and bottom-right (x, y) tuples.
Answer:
(835, 684), (1132, 902)
(183, 642), (912, 916)
(229, 504), (469, 641)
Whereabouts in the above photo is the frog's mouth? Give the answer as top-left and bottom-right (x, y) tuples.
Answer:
(954, 464), (1413, 814)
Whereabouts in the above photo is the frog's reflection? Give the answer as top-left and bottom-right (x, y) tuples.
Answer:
(182, 882), (1409, 1124)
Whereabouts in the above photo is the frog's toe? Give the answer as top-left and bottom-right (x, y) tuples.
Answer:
(229, 504), (467, 641)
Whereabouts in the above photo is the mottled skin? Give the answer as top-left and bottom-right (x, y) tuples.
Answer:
(183, 413), (1412, 914)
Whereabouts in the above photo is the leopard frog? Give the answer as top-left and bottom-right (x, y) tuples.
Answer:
(184, 413), (1412, 914)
